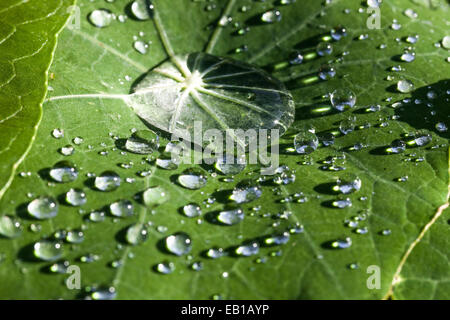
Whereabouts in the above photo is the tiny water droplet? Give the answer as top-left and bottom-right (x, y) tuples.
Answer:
(125, 129), (159, 154)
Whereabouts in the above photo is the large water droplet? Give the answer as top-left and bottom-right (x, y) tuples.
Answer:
(49, 161), (78, 183)
(125, 129), (159, 154)
(131, 0), (153, 20)
(230, 180), (262, 203)
(183, 203), (202, 218)
(88, 9), (113, 28)
(0, 215), (22, 238)
(294, 130), (319, 154)
(143, 186), (168, 206)
(333, 174), (361, 194)
(330, 237), (352, 249)
(33, 240), (63, 261)
(165, 232), (192, 256)
(261, 10), (282, 23)
(217, 208), (244, 225)
(235, 242), (259, 256)
(330, 89), (356, 111)
(178, 168), (207, 190)
(155, 261), (175, 274)
(95, 171), (121, 191)
(215, 155), (246, 175)
(126, 223), (148, 245)
(65, 188), (87, 206)
(397, 80), (414, 93)
(66, 230), (85, 244)
(27, 196), (59, 219)
(110, 200), (134, 217)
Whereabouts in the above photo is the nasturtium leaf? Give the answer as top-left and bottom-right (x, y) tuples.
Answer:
(0, 0), (448, 300)
(0, 0), (74, 199)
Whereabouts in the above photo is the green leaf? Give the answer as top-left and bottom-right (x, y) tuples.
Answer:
(0, 0), (448, 299)
(0, 0), (74, 200)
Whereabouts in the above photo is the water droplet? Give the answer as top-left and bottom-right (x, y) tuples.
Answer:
(65, 188), (87, 206)
(133, 40), (148, 54)
(400, 50), (415, 63)
(273, 165), (296, 185)
(143, 186), (168, 206)
(49, 260), (70, 273)
(330, 26), (347, 41)
(49, 161), (78, 183)
(131, 0), (153, 20)
(183, 203), (202, 218)
(319, 64), (336, 80)
(261, 10), (281, 23)
(165, 232), (192, 256)
(110, 200), (134, 217)
(0, 215), (22, 238)
(95, 171), (121, 191)
(435, 122), (448, 133)
(28, 196), (59, 219)
(230, 180), (262, 203)
(73, 136), (84, 145)
(51, 128), (64, 139)
(215, 155), (246, 175)
(88, 9), (113, 28)
(294, 130), (319, 154)
(66, 230), (85, 244)
(89, 211), (105, 222)
(413, 131), (432, 147)
(90, 287), (117, 300)
(339, 116), (356, 135)
(178, 168), (207, 190)
(403, 8), (418, 19)
(126, 223), (148, 245)
(330, 89), (356, 111)
(217, 208), (244, 225)
(387, 139), (406, 154)
(155, 261), (175, 274)
(190, 261), (203, 271)
(332, 198), (352, 208)
(366, 0), (381, 8)
(441, 35), (450, 49)
(397, 80), (414, 93)
(206, 247), (225, 259)
(333, 174), (361, 194)
(257, 230), (283, 244)
(33, 240), (63, 261)
(316, 42), (333, 56)
(235, 242), (259, 256)
(330, 237), (352, 249)
(126, 130), (159, 155)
